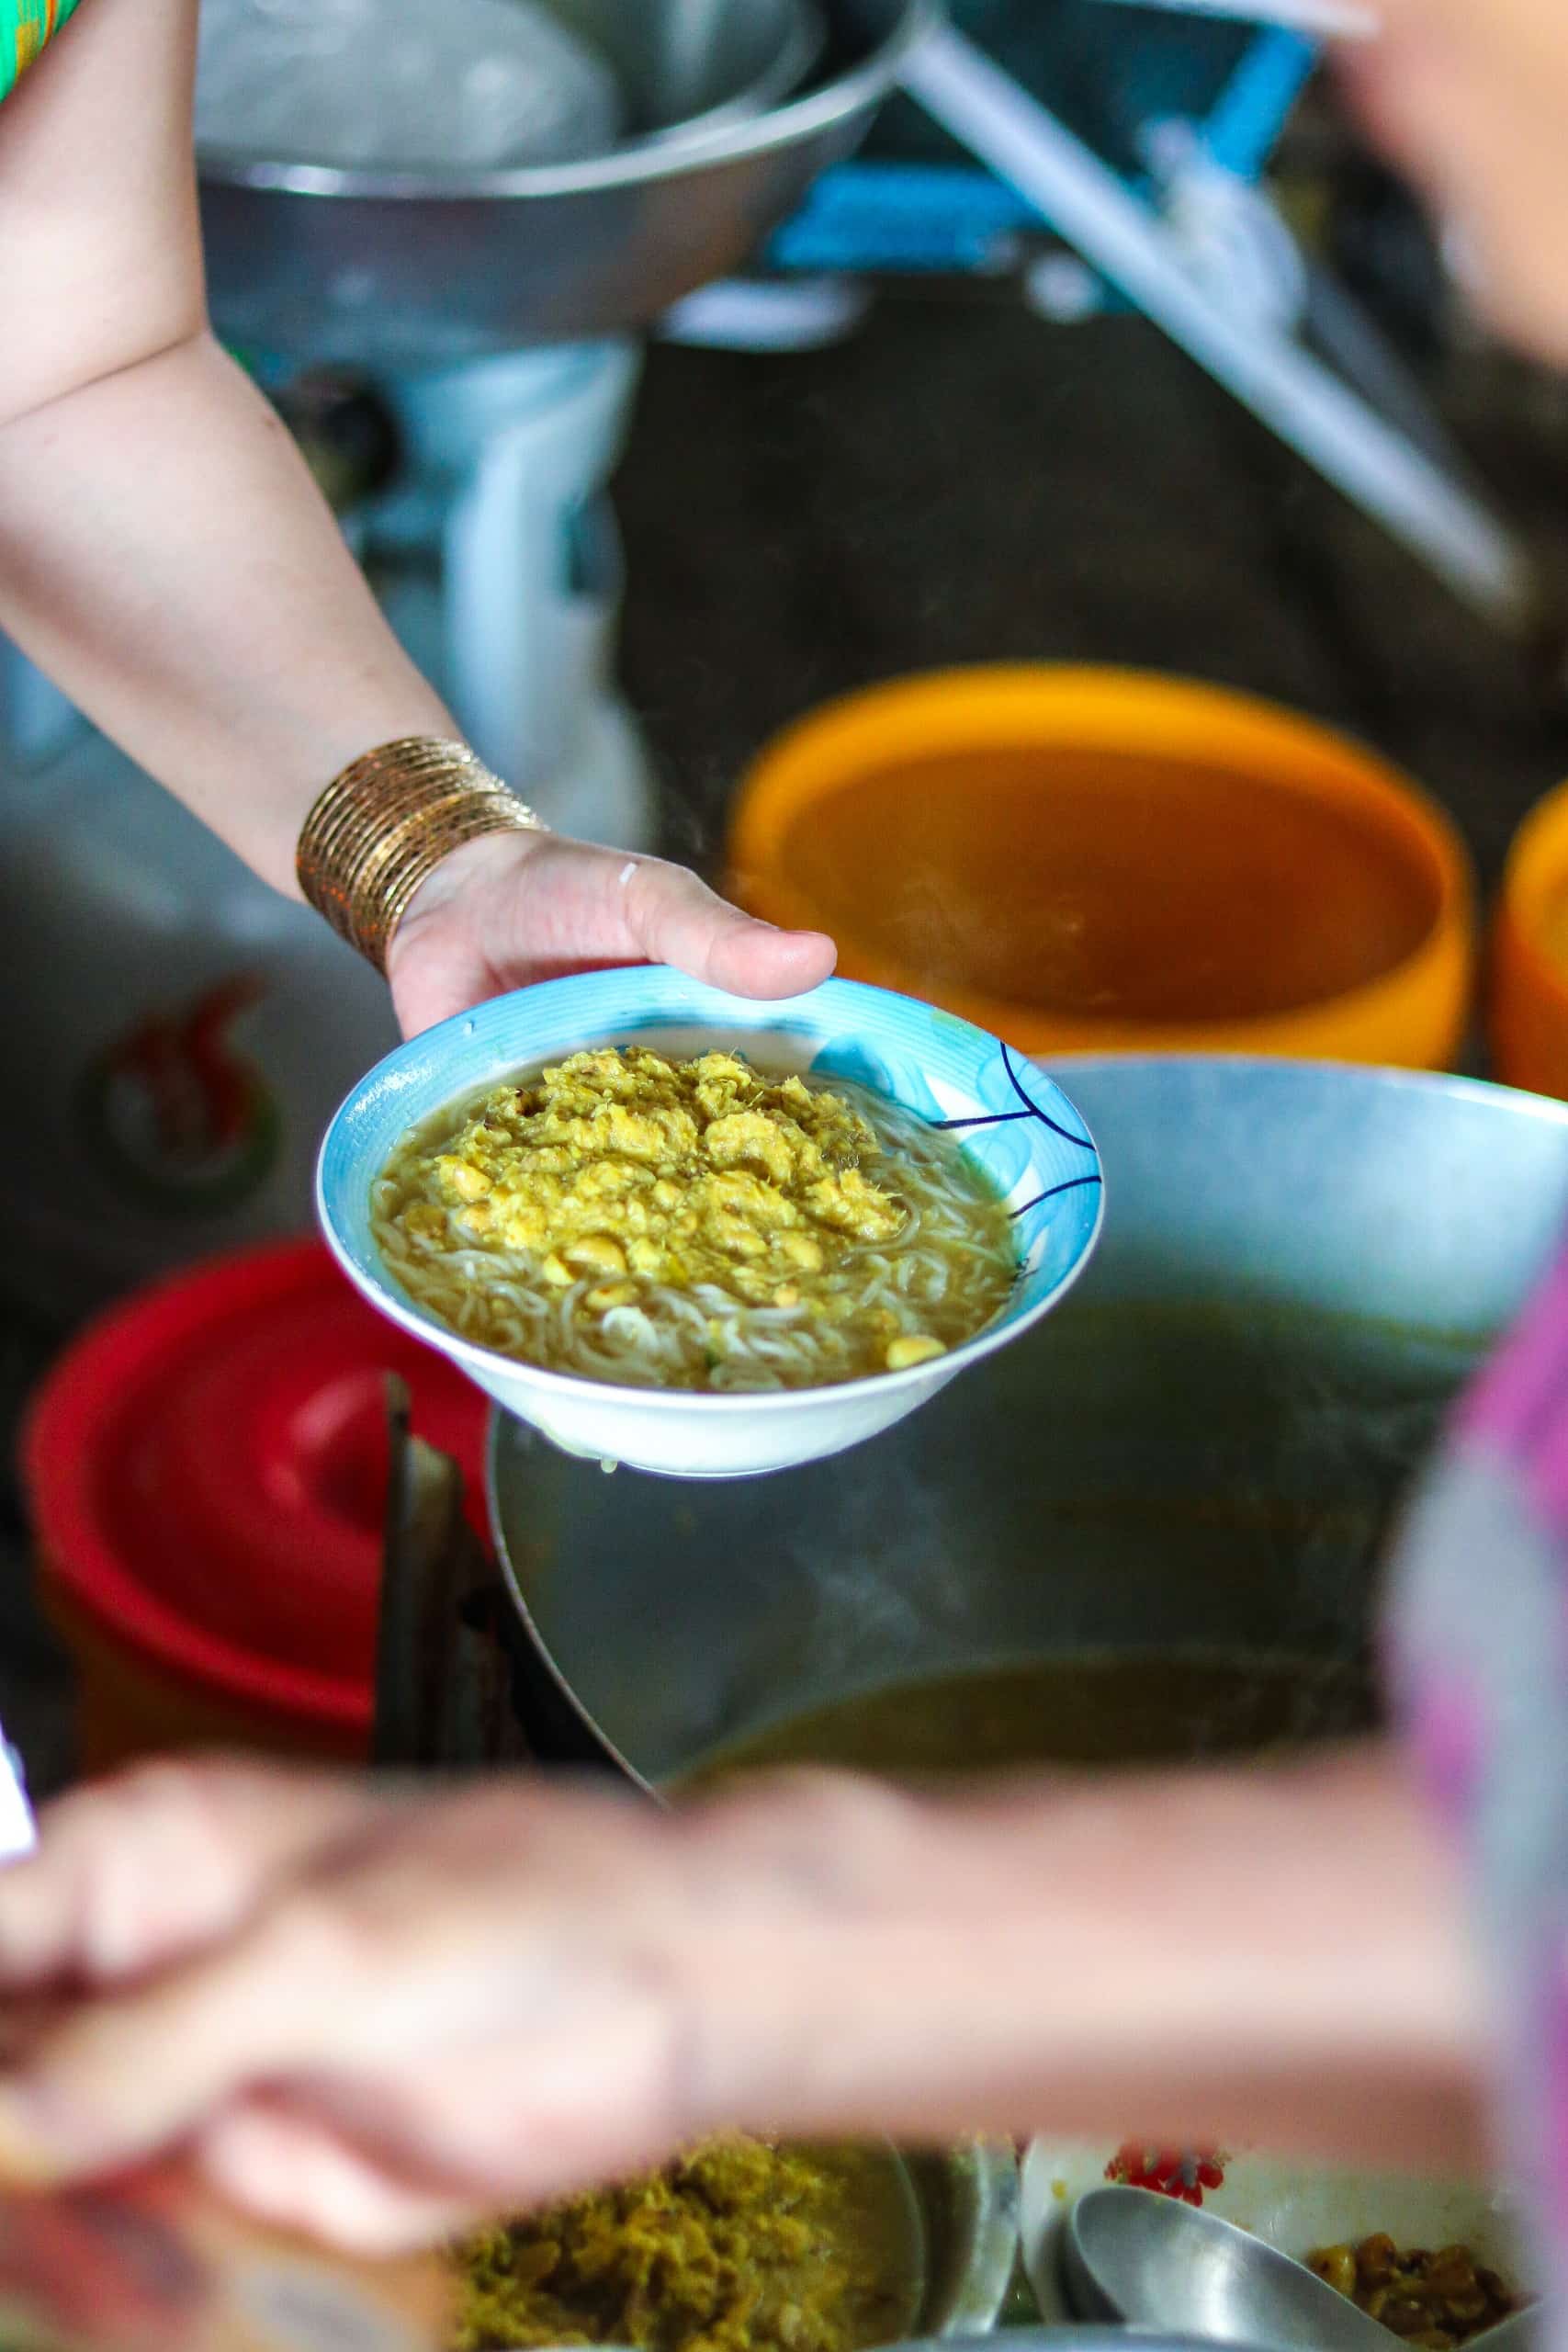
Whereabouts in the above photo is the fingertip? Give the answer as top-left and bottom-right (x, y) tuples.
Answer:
(771, 929), (839, 998)
(795, 930), (839, 982)
(200, 2111), (469, 2256)
(198, 2109), (354, 2244)
(716, 924), (838, 1001)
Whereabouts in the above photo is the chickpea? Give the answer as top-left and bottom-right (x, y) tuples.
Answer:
(445, 1160), (492, 1204)
(1444, 2293), (1488, 2328)
(1427, 2251), (1476, 2300)
(886, 1334), (947, 1372)
(1359, 2239), (1400, 2290)
(565, 1233), (628, 1277)
(1310, 2235), (1518, 2348)
(1313, 2249), (1359, 2300)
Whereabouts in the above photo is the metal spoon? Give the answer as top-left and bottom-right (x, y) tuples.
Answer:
(1062, 2187), (1535, 2352)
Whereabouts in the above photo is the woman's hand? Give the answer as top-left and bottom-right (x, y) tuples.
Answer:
(0, 1750), (1480, 2259)
(0, 1763), (711, 2251)
(386, 831), (836, 1037)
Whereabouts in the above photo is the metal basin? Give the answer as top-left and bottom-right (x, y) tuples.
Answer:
(566, 2330), (1245, 2352)
(550, 0), (825, 147)
(197, 0), (935, 365)
(476, 2143), (1014, 2346)
(487, 1059), (1568, 1790)
(506, 2141), (1017, 2341)
(888, 2338), (1251, 2352)
(901, 2143), (1020, 2335)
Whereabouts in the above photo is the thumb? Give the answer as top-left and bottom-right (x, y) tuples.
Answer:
(620, 860), (835, 1000)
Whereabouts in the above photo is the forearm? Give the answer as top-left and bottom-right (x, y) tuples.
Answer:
(677, 1747), (1484, 2169)
(0, 331), (451, 899)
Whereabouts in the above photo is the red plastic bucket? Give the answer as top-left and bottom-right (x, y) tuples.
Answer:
(23, 1240), (489, 1771)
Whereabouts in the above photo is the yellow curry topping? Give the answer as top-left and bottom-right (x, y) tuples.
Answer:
(412, 1049), (906, 1311)
(378, 1046), (1020, 1389)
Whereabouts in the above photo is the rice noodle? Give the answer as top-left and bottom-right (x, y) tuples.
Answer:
(372, 1056), (1018, 1393)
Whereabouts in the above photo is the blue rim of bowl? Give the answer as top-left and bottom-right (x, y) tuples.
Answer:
(316, 972), (1105, 1416)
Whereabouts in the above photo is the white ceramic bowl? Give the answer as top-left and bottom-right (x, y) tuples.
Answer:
(1021, 2139), (1529, 2326)
(317, 970), (1103, 1479)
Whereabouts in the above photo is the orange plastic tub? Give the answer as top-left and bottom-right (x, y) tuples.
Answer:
(1491, 778), (1568, 1101)
(728, 666), (1475, 1069)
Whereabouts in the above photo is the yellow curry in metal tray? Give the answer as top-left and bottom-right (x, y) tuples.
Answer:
(455, 2136), (921, 2352)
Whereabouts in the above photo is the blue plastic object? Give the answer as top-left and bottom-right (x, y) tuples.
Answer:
(767, 6), (1317, 285)
(770, 162), (1038, 273)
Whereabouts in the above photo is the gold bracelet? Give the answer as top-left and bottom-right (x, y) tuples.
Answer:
(297, 737), (545, 974)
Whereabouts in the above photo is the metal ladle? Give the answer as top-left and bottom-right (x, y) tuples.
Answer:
(1063, 2187), (1538, 2352)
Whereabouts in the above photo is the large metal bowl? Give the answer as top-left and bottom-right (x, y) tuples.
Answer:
(551, 0), (826, 148)
(197, 0), (935, 365)
(487, 1058), (1568, 1789)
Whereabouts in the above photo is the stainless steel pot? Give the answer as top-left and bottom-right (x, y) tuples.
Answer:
(902, 2143), (1020, 2335)
(197, 0), (935, 365)
(548, 0), (826, 147)
(487, 1059), (1568, 1790)
(884, 2337), (1258, 2352)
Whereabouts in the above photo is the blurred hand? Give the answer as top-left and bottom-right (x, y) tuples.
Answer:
(0, 1751), (1477, 2256)
(386, 831), (835, 1037)
(0, 1762), (709, 2253)
(1341, 0), (1568, 363)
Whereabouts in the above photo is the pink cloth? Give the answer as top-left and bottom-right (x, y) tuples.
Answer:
(1387, 1238), (1568, 2342)
(1462, 1245), (1568, 1523)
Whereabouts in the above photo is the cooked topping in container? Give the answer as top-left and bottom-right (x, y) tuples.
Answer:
(1310, 2235), (1519, 2346)
(454, 2135), (921, 2352)
(376, 1047), (1017, 1392)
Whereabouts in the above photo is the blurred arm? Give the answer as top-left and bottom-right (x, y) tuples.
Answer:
(0, 0), (452, 901)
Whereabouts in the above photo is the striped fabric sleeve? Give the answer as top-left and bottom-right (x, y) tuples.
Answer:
(1, 0), (84, 105)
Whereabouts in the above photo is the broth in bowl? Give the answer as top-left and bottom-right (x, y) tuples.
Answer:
(374, 1046), (1018, 1394)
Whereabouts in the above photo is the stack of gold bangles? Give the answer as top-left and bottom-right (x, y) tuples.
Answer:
(297, 736), (545, 974)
